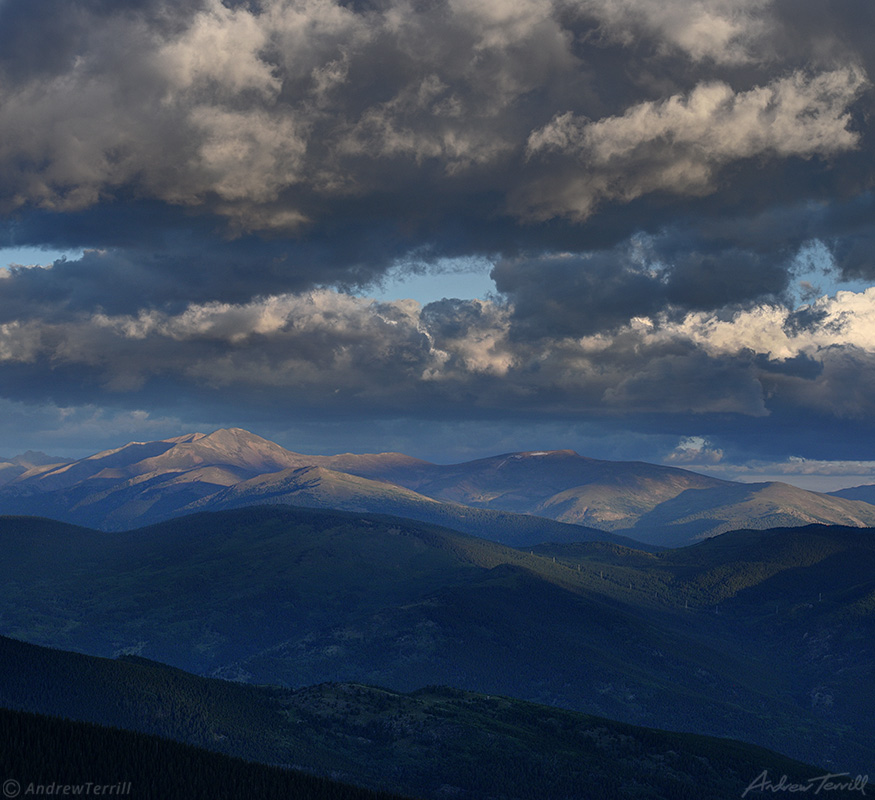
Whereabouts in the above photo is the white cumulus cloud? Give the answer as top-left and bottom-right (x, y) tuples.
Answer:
(524, 68), (866, 219)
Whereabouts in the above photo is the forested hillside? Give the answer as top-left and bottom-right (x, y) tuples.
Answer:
(0, 636), (827, 800)
(0, 706), (406, 800)
(1, 510), (874, 769)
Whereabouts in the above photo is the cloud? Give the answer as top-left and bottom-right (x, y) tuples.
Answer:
(0, 396), (203, 459)
(0, 292), (515, 408)
(665, 435), (724, 464)
(0, 0), (868, 239)
(522, 68), (866, 220)
(491, 237), (792, 337)
(3, 278), (875, 462)
(639, 288), (875, 360)
(572, 0), (771, 64)
(570, 288), (875, 420)
(0, 0), (575, 230)
(1, 0), (875, 464)
(755, 456), (875, 477)
(0, 283), (871, 424)
(691, 454), (875, 492)
(0, 2), (871, 320)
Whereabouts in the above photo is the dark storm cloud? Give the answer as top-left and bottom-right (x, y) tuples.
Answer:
(0, 0), (868, 243)
(0, 0), (184, 82)
(492, 237), (791, 338)
(3, 282), (875, 462)
(1, 0), (875, 462)
(492, 250), (663, 338)
(771, 0), (875, 75)
(0, 0), (573, 224)
(0, 285), (871, 419)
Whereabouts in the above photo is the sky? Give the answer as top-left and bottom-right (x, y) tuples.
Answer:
(2, 0), (875, 489)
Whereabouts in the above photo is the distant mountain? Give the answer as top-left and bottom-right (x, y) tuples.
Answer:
(336, 448), (875, 544)
(0, 634), (826, 800)
(3, 428), (875, 545)
(0, 461), (22, 486)
(1, 450), (69, 468)
(0, 450), (70, 487)
(0, 428), (334, 528)
(10, 428), (427, 492)
(830, 483), (875, 504)
(618, 479), (875, 547)
(9, 429), (299, 491)
(364, 449), (724, 520)
(187, 463), (644, 549)
(1, 507), (873, 769)
(0, 429), (634, 547)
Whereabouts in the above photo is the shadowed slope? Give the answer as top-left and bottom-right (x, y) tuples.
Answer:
(1, 509), (873, 768)
(0, 634), (828, 800)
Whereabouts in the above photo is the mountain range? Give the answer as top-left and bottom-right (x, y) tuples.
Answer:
(0, 450), (70, 485)
(3, 429), (875, 795)
(1, 506), (873, 770)
(3, 427), (875, 546)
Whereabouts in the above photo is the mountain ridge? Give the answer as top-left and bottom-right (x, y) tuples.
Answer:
(3, 427), (875, 546)
(1, 507), (873, 769)
(0, 633), (826, 800)
(181, 464), (646, 549)
(830, 483), (875, 504)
